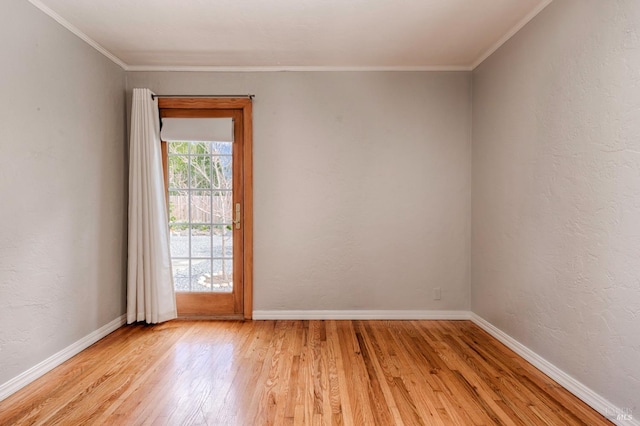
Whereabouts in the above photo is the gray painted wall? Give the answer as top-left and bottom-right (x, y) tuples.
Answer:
(0, 0), (127, 386)
(127, 71), (472, 312)
(472, 0), (640, 411)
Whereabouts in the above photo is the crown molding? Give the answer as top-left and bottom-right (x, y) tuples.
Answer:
(471, 0), (554, 70)
(27, 0), (129, 70)
(125, 65), (473, 72)
(23, 0), (473, 73)
(29, 0), (552, 73)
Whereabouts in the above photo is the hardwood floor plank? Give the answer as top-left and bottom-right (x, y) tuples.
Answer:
(0, 320), (612, 426)
(370, 323), (449, 425)
(395, 323), (477, 425)
(335, 321), (377, 425)
(357, 322), (405, 425)
(354, 327), (396, 425)
(325, 321), (352, 425)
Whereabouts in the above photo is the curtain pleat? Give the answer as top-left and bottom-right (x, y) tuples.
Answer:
(127, 88), (177, 324)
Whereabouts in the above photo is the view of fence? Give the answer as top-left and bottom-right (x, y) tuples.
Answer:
(169, 193), (232, 224)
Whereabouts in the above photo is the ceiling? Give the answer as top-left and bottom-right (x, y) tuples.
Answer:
(29, 0), (553, 71)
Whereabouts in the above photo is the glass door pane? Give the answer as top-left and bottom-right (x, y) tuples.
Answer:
(168, 141), (233, 293)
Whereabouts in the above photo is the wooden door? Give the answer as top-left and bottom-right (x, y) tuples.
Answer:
(159, 98), (253, 319)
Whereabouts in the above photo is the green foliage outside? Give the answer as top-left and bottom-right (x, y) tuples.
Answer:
(167, 141), (233, 233)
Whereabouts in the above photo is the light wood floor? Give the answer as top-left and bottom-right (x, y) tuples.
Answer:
(0, 320), (610, 425)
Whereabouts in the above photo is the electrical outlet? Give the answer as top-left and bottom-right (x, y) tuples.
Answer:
(434, 287), (441, 300)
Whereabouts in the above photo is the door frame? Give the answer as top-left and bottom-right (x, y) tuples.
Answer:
(159, 97), (253, 320)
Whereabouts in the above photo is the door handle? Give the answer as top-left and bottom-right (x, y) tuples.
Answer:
(233, 203), (241, 229)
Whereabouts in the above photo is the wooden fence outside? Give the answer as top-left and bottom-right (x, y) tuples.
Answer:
(169, 195), (232, 224)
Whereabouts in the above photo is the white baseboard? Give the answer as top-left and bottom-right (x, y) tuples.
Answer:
(252, 310), (471, 320)
(470, 313), (639, 426)
(0, 314), (126, 402)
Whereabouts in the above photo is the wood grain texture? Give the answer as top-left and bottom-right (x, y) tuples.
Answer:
(158, 98), (252, 110)
(175, 292), (237, 317)
(0, 321), (611, 426)
(241, 101), (253, 320)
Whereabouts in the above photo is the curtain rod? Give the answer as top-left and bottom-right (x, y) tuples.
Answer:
(151, 94), (254, 100)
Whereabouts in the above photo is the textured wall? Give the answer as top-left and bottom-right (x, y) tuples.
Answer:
(127, 71), (472, 311)
(472, 0), (640, 412)
(0, 1), (127, 386)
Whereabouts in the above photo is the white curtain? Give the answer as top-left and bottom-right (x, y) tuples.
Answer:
(127, 88), (177, 324)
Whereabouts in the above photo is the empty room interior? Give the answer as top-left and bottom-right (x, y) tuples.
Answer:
(1, 0), (638, 424)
